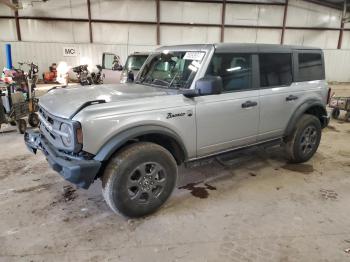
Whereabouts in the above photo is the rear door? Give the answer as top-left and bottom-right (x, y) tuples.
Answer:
(257, 52), (300, 141)
(195, 52), (260, 157)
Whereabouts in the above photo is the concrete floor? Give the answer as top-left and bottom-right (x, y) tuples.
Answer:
(0, 84), (350, 261)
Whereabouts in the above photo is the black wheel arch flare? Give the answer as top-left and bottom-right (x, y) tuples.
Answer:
(94, 125), (188, 164)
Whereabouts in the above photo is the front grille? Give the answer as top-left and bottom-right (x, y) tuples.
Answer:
(38, 106), (71, 151)
(38, 106), (60, 146)
(38, 105), (81, 153)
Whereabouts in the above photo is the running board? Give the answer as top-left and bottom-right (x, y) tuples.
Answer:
(184, 138), (282, 168)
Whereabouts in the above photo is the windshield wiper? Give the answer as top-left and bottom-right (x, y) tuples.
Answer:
(152, 78), (170, 87)
(138, 75), (151, 84)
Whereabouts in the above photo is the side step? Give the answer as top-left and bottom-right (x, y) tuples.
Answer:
(185, 138), (282, 168)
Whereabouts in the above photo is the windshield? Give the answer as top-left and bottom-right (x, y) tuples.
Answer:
(136, 51), (205, 89)
(125, 55), (148, 71)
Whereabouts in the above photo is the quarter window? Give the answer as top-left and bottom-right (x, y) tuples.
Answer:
(298, 53), (323, 81)
(259, 53), (292, 87)
(206, 53), (252, 92)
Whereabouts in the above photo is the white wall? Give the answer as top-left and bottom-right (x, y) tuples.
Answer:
(0, 0), (349, 81)
(19, 20), (90, 43)
(324, 50), (350, 82)
(286, 0), (341, 28)
(92, 23), (157, 45)
(160, 26), (221, 45)
(19, 0), (88, 19)
(91, 0), (156, 22)
(160, 1), (222, 24)
(225, 4), (284, 26)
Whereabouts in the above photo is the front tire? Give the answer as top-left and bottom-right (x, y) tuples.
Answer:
(102, 142), (177, 218)
(16, 119), (27, 134)
(285, 114), (322, 163)
(28, 112), (39, 127)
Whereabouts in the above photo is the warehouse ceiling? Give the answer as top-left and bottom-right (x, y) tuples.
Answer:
(0, 0), (349, 11)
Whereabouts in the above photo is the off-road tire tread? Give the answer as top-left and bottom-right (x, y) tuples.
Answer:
(102, 142), (177, 218)
(28, 113), (39, 127)
(286, 114), (321, 163)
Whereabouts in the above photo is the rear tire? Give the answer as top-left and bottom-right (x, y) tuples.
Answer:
(102, 142), (177, 218)
(285, 114), (321, 163)
(345, 111), (350, 122)
(331, 108), (340, 119)
(28, 113), (39, 127)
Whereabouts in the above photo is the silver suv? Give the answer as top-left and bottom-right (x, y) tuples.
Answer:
(25, 44), (330, 217)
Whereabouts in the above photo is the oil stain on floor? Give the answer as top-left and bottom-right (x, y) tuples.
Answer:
(179, 182), (217, 199)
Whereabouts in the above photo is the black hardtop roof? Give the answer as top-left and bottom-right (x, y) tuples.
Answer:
(215, 43), (322, 53)
(157, 43), (322, 53)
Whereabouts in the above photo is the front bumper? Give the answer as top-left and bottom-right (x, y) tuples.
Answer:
(24, 130), (101, 189)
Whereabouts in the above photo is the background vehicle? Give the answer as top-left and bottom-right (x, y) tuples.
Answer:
(72, 64), (104, 86)
(90, 65), (104, 84)
(72, 64), (91, 85)
(120, 52), (149, 83)
(101, 53), (123, 84)
(25, 44), (329, 218)
(101, 52), (149, 84)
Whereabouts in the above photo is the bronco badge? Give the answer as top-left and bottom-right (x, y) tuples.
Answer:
(166, 112), (186, 119)
(166, 110), (193, 119)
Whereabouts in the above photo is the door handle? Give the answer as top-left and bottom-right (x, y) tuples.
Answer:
(242, 100), (258, 108)
(286, 95), (298, 101)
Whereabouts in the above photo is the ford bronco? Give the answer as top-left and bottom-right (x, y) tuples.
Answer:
(25, 44), (330, 217)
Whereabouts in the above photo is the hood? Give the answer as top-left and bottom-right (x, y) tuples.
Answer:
(39, 83), (174, 119)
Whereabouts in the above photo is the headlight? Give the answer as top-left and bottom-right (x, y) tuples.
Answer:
(60, 123), (73, 147)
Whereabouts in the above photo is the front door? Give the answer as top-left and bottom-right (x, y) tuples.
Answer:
(102, 52), (123, 84)
(195, 53), (260, 157)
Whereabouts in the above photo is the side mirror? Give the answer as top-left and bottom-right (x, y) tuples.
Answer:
(127, 70), (134, 82)
(195, 76), (222, 96)
(180, 89), (199, 98)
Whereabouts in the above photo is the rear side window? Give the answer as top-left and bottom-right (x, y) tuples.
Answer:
(298, 53), (323, 81)
(259, 53), (292, 87)
(206, 53), (252, 92)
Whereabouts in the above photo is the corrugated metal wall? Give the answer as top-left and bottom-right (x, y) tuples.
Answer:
(324, 50), (350, 82)
(0, 0), (349, 81)
(0, 42), (156, 76)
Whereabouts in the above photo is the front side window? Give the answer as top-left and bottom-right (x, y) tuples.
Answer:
(206, 53), (252, 92)
(125, 55), (148, 71)
(298, 53), (323, 82)
(259, 53), (292, 87)
(137, 51), (205, 89)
